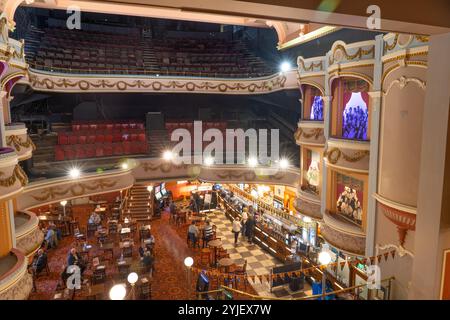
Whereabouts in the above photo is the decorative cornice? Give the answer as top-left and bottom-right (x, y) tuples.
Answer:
(383, 76), (426, 95)
(26, 70), (294, 95)
(0, 164), (28, 188)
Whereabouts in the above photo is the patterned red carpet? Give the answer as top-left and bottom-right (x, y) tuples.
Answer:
(29, 210), (256, 300)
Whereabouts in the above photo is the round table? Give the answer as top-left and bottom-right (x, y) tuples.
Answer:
(218, 258), (234, 273)
(207, 239), (223, 267)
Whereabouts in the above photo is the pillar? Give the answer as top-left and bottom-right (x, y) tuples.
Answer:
(321, 51), (331, 215)
(0, 91), (6, 146)
(365, 34), (384, 257)
(0, 200), (13, 257)
(410, 32), (450, 299)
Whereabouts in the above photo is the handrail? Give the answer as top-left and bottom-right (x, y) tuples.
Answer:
(211, 276), (394, 300)
(28, 62), (275, 79)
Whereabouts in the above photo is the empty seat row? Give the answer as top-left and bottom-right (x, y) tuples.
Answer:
(54, 142), (148, 161)
(58, 132), (146, 145)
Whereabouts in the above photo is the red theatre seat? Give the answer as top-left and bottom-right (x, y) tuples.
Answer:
(68, 134), (78, 145)
(58, 133), (68, 145)
(112, 133), (122, 143)
(87, 135), (96, 144)
(123, 142), (131, 154)
(65, 147), (76, 160)
(113, 143), (124, 156)
(85, 145), (95, 158)
(55, 146), (65, 161)
(76, 146), (86, 159)
(137, 133), (146, 142)
(104, 144), (113, 156)
(78, 135), (87, 144)
(96, 134), (105, 144)
(104, 134), (113, 143)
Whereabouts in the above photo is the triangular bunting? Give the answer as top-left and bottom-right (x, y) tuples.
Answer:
(384, 252), (389, 261)
(377, 255), (382, 263)
(340, 261), (346, 270)
(391, 250), (396, 259)
(370, 257), (375, 265)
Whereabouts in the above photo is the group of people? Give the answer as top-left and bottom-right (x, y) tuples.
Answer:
(232, 206), (257, 245)
(342, 104), (369, 140)
(187, 220), (214, 248)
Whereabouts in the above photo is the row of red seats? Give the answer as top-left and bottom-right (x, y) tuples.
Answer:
(55, 142), (148, 161)
(58, 132), (146, 145)
(71, 122), (144, 131)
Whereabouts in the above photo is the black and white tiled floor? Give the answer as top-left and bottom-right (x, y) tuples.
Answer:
(207, 210), (312, 298)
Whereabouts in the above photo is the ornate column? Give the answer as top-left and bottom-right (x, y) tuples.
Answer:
(0, 200), (13, 256)
(0, 91), (6, 146)
(365, 34), (384, 257)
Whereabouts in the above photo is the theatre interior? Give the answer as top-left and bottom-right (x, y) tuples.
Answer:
(0, 0), (449, 301)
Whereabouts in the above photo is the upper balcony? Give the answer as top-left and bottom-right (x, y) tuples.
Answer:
(383, 33), (429, 57)
(321, 210), (366, 256)
(327, 40), (375, 84)
(324, 138), (370, 173)
(297, 55), (326, 78)
(0, 147), (27, 201)
(295, 121), (325, 147)
(0, 248), (33, 300)
(15, 211), (44, 257)
(5, 123), (35, 161)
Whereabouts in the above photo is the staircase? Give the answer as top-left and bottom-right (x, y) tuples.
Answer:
(124, 185), (153, 222)
(141, 33), (159, 74)
(31, 133), (58, 164)
(147, 129), (172, 158)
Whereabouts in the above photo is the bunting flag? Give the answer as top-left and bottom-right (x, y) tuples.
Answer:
(250, 275), (255, 283)
(370, 257), (375, 265)
(258, 275), (263, 283)
(391, 250), (396, 259)
(384, 252), (389, 261)
(377, 255), (382, 263)
(340, 261), (346, 270)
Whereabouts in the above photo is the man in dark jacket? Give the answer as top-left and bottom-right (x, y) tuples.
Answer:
(245, 215), (256, 244)
(31, 249), (48, 275)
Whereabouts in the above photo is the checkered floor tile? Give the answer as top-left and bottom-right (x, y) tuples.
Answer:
(207, 209), (314, 299)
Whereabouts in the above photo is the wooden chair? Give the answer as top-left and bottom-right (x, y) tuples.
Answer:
(138, 277), (151, 299)
(122, 245), (133, 258)
(91, 266), (107, 284)
(233, 260), (248, 290)
(118, 264), (130, 280)
(199, 248), (211, 267)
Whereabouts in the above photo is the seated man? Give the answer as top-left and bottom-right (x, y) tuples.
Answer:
(188, 221), (200, 248)
(31, 249), (48, 275)
(67, 247), (86, 275)
(88, 211), (102, 225)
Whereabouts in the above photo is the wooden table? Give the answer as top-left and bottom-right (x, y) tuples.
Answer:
(218, 258), (234, 273)
(82, 283), (106, 300)
(98, 242), (115, 260)
(207, 239), (223, 267)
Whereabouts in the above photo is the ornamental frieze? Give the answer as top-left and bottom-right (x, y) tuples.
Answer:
(30, 179), (117, 201)
(28, 73), (288, 94)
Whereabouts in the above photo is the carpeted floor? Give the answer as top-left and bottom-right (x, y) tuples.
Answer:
(29, 206), (257, 300)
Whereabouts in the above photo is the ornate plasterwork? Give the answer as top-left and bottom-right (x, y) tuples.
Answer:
(378, 201), (416, 247)
(0, 268), (33, 300)
(294, 127), (324, 141)
(382, 76), (426, 95)
(0, 164), (28, 188)
(324, 147), (369, 165)
(27, 72), (290, 94)
(6, 134), (35, 152)
(376, 243), (414, 258)
(30, 179), (117, 201)
(141, 162), (190, 173)
(297, 56), (324, 73)
(293, 197), (322, 220)
(320, 222), (366, 256)
(16, 227), (44, 257)
(329, 43), (375, 65)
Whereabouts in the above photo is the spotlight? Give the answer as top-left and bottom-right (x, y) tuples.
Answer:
(250, 189), (259, 199)
(279, 158), (289, 169)
(109, 284), (126, 300)
(162, 150), (174, 161)
(69, 168), (81, 179)
(147, 185), (153, 192)
(204, 156), (214, 166)
(303, 216), (312, 223)
(121, 162), (129, 170)
(184, 257), (194, 267)
(280, 61), (291, 73)
(60, 200), (67, 207)
(248, 157), (258, 167)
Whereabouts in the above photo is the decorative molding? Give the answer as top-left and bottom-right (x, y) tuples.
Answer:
(30, 179), (117, 201)
(324, 147), (369, 165)
(376, 243), (414, 258)
(329, 43), (375, 65)
(293, 197), (322, 220)
(6, 134), (35, 152)
(320, 222), (366, 256)
(141, 162), (190, 173)
(294, 127), (324, 140)
(27, 71), (293, 94)
(383, 76), (426, 95)
(297, 56), (324, 72)
(0, 164), (28, 187)
(378, 201), (416, 247)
